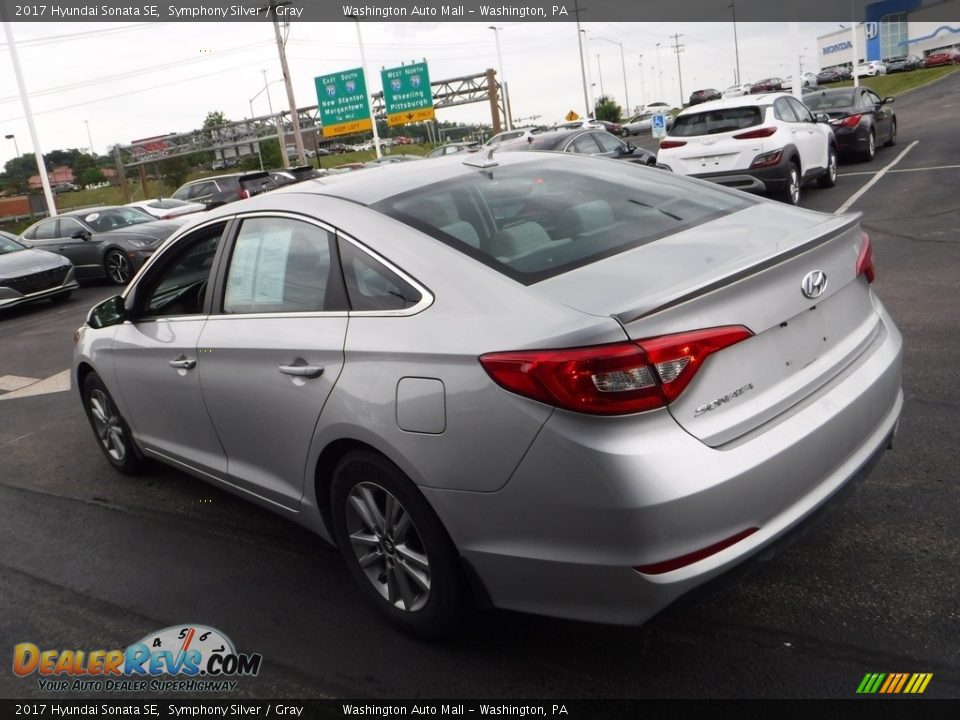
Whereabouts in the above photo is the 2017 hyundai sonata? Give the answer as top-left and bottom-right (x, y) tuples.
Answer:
(74, 151), (902, 637)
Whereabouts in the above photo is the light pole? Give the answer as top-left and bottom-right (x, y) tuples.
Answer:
(638, 55), (645, 112)
(84, 120), (95, 157)
(488, 26), (513, 131)
(595, 37), (630, 115)
(580, 29), (595, 116)
(729, 2), (742, 85)
(351, 15), (383, 160)
(574, 0), (590, 119)
(655, 42), (664, 99)
(251, 77), (287, 169)
(5, 134), (26, 195)
(596, 53), (605, 97)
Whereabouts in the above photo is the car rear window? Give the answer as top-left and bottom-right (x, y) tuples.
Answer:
(670, 106), (764, 137)
(804, 91), (855, 110)
(373, 157), (751, 285)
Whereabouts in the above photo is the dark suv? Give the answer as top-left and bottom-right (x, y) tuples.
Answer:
(171, 172), (278, 209)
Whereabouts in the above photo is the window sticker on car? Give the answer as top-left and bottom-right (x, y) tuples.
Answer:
(85, 213), (100, 222)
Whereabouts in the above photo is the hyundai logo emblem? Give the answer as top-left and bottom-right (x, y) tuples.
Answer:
(801, 270), (828, 299)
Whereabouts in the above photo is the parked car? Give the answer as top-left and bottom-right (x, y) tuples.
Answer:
(782, 73), (818, 90)
(425, 142), (481, 158)
(172, 172), (279, 209)
(622, 112), (675, 135)
(816, 68), (852, 84)
(18, 207), (186, 285)
(922, 48), (960, 67)
(53, 182), (79, 193)
(126, 198), (206, 221)
(750, 78), (784, 93)
(689, 88), (722, 105)
(286, 145), (318, 159)
(804, 87), (896, 161)
(498, 127), (657, 165)
(884, 55), (922, 73)
(0, 230), (78, 309)
(657, 92), (838, 205)
(722, 83), (754, 98)
(855, 61), (887, 76)
(74, 151), (902, 638)
(643, 101), (671, 112)
(553, 118), (606, 131)
(485, 127), (545, 147)
(324, 143), (353, 153)
(365, 155), (425, 165)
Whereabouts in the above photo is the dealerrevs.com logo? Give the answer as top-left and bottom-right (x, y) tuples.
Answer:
(13, 624), (262, 693)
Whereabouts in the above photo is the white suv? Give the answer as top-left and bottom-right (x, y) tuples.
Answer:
(656, 93), (838, 205)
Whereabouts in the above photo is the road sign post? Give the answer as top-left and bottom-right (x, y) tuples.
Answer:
(651, 114), (667, 139)
(381, 62), (435, 127)
(315, 68), (372, 138)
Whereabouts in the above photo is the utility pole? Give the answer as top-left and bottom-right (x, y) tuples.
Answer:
(596, 53), (605, 97)
(671, 33), (685, 105)
(638, 55), (645, 111)
(489, 26), (513, 131)
(729, 1), (742, 85)
(581, 29), (595, 115)
(352, 16), (383, 160)
(84, 120), (95, 157)
(574, 0), (590, 119)
(267, 0), (306, 166)
(596, 37), (630, 119)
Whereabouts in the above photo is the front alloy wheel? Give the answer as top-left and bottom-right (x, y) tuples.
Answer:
(105, 250), (131, 285)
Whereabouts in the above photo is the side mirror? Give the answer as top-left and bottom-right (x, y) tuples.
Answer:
(815, 112), (831, 123)
(71, 229), (92, 241)
(626, 142), (637, 152)
(883, 96), (895, 104)
(87, 295), (127, 329)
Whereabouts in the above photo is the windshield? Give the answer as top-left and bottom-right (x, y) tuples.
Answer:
(0, 233), (25, 254)
(670, 106), (764, 137)
(374, 157), (751, 285)
(81, 207), (155, 232)
(805, 91), (855, 110)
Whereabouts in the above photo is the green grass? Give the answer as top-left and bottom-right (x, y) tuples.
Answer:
(827, 65), (958, 96)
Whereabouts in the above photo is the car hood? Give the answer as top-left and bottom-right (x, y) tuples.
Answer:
(0, 248), (69, 278)
(102, 219), (185, 244)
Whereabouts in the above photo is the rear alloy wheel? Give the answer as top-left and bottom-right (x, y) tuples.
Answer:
(105, 249), (131, 285)
(780, 162), (801, 206)
(885, 119), (897, 147)
(818, 146), (839, 188)
(861, 130), (876, 162)
(82, 372), (144, 475)
(331, 450), (469, 639)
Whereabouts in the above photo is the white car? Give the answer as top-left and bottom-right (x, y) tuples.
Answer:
(125, 198), (206, 220)
(856, 61), (887, 76)
(783, 72), (819, 90)
(722, 83), (753, 98)
(484, 127), (543, 147)
(656, 93), (838, 206)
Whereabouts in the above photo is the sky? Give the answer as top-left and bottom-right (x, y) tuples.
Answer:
(0, 20), (846, 167)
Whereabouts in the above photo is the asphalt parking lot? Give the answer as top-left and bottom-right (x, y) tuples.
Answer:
(1, 72), (958, 700)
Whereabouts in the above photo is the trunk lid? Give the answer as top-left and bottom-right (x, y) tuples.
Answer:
(534, 202), (880, 446)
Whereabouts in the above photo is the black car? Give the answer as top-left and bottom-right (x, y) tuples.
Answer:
(425, 142), (482, 158)
(816, 68), (853, 84)
(498, 128), (657, 166)
(805, 87), (896, 161)
(688, 88), (722, 105)
(750, 77), (784, 93)
(172, 171), (278, 208)
(18, 207), (186, 285)
(885, 55), (922, 73)
(0, 230), (78, 309)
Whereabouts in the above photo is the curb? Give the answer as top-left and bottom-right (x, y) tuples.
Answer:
(892, 66), (960, 98)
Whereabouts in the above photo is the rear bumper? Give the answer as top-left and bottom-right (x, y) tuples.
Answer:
(424, 297), (903, 625)
(687, 158), (792, 195)
(832, 125), (871, 153)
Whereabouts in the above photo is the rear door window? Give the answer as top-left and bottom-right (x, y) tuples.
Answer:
(774, 97), (799, 122)
(592, 132), (623, 154)
(568, 134), (601, 154)
(338, 238), (423, 312)
(670, 106), (763, 137)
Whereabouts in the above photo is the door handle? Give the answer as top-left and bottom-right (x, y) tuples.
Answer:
(278, 363), (324, 379)
(168, 357), (197, 370)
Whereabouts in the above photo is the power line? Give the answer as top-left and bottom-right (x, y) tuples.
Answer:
(0, 22), (161, 49)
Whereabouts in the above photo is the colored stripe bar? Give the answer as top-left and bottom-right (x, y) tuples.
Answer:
(856, 673), (874, 693)
(868, 673), (887, 694)
(893, 673), (909, 693)
(917, 673), (933, 693)
(879, 674), (896, 694)
(904, 674), (919, 693)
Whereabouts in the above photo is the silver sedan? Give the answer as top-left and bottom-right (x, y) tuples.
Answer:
(74, 151), (902, 637)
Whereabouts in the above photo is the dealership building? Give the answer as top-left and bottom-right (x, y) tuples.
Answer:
(817, 0), (960, 69)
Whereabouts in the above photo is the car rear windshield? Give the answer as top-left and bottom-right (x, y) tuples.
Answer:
(670, 106), (764, 137)
(373, 157), (751, 285)
(805, 91), (855, 110)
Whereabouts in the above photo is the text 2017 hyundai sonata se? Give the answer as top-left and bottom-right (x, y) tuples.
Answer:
(74, 152), (902, 637)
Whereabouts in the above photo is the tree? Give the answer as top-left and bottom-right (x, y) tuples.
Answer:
(258, 139), (282, 169)
(158, 152), (205, 189)
(594, 95), (623, 124)
(203, 111), (228, 129)
(79, 167), (106, 188)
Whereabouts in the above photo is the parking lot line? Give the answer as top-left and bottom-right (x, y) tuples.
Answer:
(835, 141), (919, 215)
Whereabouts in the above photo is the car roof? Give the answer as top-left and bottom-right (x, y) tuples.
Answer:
(60, 205), (130, 218)
(676, 93), (786, 115)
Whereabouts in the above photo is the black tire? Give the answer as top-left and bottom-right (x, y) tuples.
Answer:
(818, 146), (839, 189)
(81, 372), (144, 475)
(885, 119), (897, 147)
(330, 450), (470, 639)
(104, 249), (132, 285)
(861, 129), (876, 162)
(780, 161), (801, 206)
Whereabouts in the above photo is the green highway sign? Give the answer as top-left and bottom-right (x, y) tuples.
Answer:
(381, 62), (435, 127)
(315, 68), (372, 138)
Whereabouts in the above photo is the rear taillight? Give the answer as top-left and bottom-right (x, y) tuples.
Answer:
(238, 189), (250, 199)
(479, 326), (753, 416)
(840, 114), (862, 128)
(733, 127), (777, 140)
(856, 231), (875, 283)
(659, 139), (687, 149)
